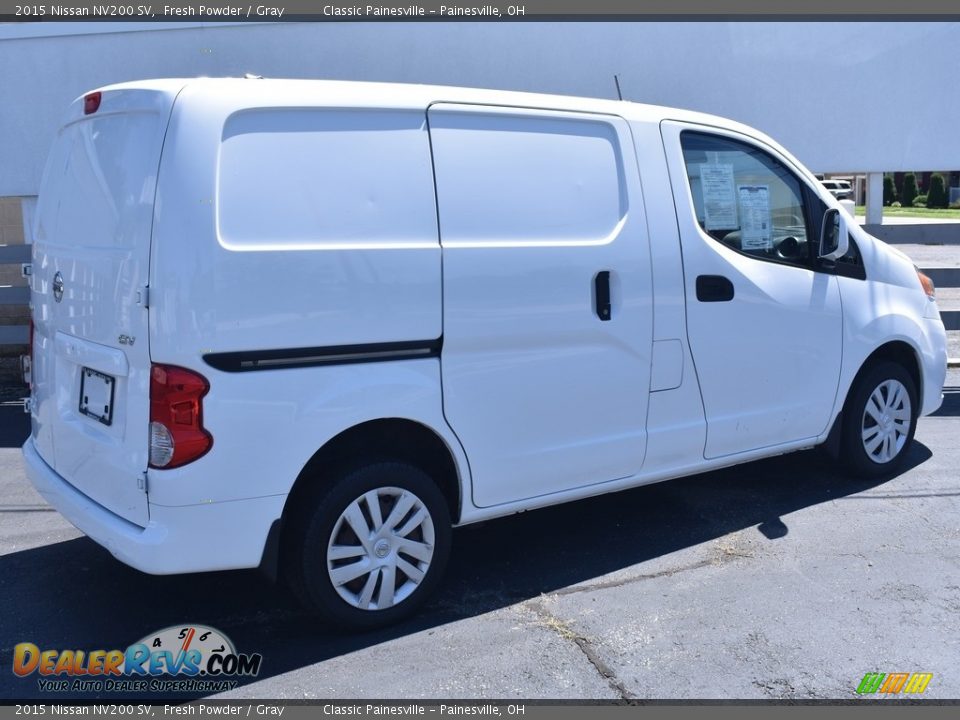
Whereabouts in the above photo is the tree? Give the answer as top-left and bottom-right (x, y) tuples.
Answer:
(927, 173), (948, 209)
(901, 173), (919, 208)
(883, 176), (897, 205)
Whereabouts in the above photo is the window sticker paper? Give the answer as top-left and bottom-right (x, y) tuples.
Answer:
(738, 184), (772, 250)
(699, 164), (738, 230)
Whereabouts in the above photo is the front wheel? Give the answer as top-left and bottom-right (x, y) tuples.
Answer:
(286, 462), (452, 629)
(840, 361), (918, 479)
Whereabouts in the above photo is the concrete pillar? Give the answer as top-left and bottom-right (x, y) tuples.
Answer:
(20, 197), (37, 244)
(865, 172), (884, 225)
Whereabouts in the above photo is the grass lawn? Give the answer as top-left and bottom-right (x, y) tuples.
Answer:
(854, 206), (960, 219)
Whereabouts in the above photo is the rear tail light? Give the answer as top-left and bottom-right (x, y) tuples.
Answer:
(149, 364), (212, 469)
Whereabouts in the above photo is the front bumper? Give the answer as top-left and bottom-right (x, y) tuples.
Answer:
(921, 316), (948, 416)
(22, 438), (285, 575)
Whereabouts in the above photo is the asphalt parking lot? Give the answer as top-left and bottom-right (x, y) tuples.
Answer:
(1, 368), (958, 702)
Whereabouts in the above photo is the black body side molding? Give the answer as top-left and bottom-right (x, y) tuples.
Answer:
(204, 338), (442, 373)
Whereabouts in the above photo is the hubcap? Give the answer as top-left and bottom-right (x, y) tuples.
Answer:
(861, 379), (911, 464)
(326, 487), (435, 611)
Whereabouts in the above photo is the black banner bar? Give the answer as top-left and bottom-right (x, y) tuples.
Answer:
(4, 0), (960, 22)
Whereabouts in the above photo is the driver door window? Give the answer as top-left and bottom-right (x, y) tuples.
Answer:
(681, 132), (811, 267)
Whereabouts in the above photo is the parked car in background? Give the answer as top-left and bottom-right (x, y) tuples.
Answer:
(821, 179), (854, 200)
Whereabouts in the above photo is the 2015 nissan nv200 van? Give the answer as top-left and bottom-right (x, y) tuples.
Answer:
(23, 79), (948, 628)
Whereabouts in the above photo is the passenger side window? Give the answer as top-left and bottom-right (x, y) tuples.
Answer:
(681, 132), (811, 267)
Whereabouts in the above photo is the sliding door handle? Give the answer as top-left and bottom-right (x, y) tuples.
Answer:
(594, 271), (611, 321)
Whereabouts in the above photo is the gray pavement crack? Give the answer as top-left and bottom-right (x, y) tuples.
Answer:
(527, 600), (635, 701)
(550, 557), (715, 598)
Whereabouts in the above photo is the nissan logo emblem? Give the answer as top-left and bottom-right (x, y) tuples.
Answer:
(53, 272), (64, 303)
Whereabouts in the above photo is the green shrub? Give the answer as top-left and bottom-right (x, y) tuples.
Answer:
(883, 175), (897, 205)
(891, 201), (902, 208)
(901, 173), (919, 208)
(912, 194), (928, 207)
(927, 174), (948, 209)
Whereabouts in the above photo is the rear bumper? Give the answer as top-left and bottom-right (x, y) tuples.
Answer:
(22, 438), (285, 575)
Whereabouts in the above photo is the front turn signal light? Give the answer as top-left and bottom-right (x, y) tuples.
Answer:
(915, 267), (935, 300)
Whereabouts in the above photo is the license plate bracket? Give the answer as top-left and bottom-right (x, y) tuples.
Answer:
(79, 367), (115, 426)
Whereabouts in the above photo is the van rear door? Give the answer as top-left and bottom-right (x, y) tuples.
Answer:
(30, 83), (182, 527)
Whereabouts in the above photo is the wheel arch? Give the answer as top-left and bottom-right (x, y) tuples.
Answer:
(848, 340), (923, 410)
(823, 339), (922, 459)
(260, 418), (464, 582)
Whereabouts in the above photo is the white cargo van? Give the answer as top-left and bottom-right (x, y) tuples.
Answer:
(24, 79), (947, 628)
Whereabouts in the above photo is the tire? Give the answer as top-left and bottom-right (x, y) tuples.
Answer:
(284, 461), (452, 630)
(839, 361), (918, 479)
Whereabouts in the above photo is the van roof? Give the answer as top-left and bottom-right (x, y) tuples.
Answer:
(90, 76), (767, 140)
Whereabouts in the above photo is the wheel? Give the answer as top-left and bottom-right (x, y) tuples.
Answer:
(839, 361), (918, 479)
(285, 461), (452, 630)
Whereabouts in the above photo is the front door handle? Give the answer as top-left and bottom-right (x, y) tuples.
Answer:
(594, 271), (611, 321)
(696, 275), (735, 302)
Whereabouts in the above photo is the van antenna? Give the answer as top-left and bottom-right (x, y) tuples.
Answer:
(614, 74), (623, 101)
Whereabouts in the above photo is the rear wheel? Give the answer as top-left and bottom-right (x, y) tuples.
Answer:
(840, 361), (918, 479)
(285, 461), (451, 629)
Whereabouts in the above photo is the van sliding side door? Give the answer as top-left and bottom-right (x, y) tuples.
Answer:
(428, 104), (654, 508)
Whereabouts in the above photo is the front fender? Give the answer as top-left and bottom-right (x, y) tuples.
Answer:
(832, 306), (946, 428)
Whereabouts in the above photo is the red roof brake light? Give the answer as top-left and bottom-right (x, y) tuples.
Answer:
(84, 92), (101, 115)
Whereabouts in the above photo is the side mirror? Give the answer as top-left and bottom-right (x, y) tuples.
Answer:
(819, 208), (849, 261)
